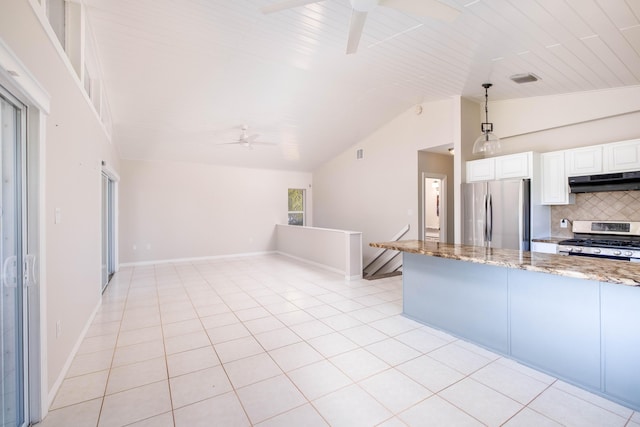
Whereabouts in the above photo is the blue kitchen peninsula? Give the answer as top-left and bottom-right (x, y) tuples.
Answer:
(370, 240), (640, 411)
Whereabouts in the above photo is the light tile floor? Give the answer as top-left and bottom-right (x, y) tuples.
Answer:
(36, 254), (640, 427)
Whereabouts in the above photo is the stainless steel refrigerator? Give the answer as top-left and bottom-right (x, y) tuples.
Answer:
(462, 179), (530, 250)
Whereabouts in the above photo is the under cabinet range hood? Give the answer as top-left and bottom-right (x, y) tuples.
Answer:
(569, 171), (640, 193)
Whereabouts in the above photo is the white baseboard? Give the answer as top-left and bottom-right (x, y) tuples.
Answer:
(47, 298), (102, 407)
(276, 251), (361, 281)
(119, 250), (277, 268)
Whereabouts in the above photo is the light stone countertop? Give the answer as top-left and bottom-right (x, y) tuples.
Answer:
(370, 240), (640, 287)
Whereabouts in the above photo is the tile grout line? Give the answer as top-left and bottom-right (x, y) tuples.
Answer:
(42, 254), (638, 426)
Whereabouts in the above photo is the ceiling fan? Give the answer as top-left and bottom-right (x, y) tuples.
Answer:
(218, 125), (275, 149)
(260, 0), (460, 54)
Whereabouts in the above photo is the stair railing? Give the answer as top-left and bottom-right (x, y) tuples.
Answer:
(363, 224), (410, 279)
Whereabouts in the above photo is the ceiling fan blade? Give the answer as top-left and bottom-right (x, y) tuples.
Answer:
(346, 10), (368, 54)
(261, 0), (325, 14)
(379, 0), (460, 22)
(245, 134), (260, 143)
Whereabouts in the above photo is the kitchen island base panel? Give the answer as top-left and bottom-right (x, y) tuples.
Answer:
(403, 253), (509, 355)
(402, 252), (640, 412)
(601, 283), (640, 407)
(509, 269), (601, 390)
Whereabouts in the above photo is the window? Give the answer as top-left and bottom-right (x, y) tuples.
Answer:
(287, 189), (305, 226)
(46, 0), (66, 48)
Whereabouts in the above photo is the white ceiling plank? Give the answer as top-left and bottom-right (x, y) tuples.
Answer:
(561, 39), (626, 87)
(597, 0), (639, 29)
(567, 0), (640, 80)
(581, 35), (638, 85)
(622, 25), (640, 56)
(626, 0), (640, 20)
(80, 0), (640, 171)
(534, 0), (596, 39)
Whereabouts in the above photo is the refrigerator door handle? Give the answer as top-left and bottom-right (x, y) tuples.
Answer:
(483, 194), (488, 242)
(488, 194), (493, 243)
(518, 183), (523, 249)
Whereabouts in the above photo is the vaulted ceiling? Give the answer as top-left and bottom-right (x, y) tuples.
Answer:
(84, 0), (640, 171)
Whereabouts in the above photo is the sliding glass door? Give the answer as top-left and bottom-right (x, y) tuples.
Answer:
(0, 88), (28, 426)
(101, 173), (115, 291)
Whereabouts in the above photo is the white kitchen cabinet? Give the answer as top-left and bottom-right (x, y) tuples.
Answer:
(566, 146), (603, 176)
(467, 152), (532, 182)
(605, 139), (640, 172)
(541, 151), (574, 205)
(531, 241), (557, 254)
(495, 152), (532, 179)
(466, 158), (495, 182)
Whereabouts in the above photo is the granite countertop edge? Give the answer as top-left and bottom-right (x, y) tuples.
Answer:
(531, 237), (566, 244)
(370, 240), (639, 287)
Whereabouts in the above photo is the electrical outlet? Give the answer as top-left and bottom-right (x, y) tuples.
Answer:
(56, 320), (62, 338)
(560, 218), (569, 228)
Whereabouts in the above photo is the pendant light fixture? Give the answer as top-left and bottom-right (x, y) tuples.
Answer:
(472, 83), (501, 156)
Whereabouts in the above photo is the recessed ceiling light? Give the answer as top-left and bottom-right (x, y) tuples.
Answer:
(510, 73), (541, 84)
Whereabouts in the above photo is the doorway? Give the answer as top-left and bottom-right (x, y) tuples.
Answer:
(101, 172), (116, 291)
(424, 175), (447, 242)
(0, 86), (29, 427)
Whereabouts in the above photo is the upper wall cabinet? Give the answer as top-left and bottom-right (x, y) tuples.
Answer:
(566, 146), (603, 176)
(540, 138), (640, 205)
(467, 152), (532, 182)
(496, 152), (531, 179)
(466, 158), (495, 182)
(541, 151), (574, 205)
(605, 139), (640, 172)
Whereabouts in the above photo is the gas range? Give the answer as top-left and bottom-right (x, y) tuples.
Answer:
(558, 221), (640, 262)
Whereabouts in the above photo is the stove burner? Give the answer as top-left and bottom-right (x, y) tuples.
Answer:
(557, 221), (640, 260)
(558, 238), (640, 250)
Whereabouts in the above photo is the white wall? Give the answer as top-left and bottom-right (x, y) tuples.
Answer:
(314, 87), (640, 249)
(487, 86), (640, 155)
(119, 159), (312, 263)
(276, 225), (362, 280)
(312, 99), (455, 261)
(1, 0), (121, 399)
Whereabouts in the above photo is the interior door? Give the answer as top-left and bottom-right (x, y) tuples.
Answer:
(0, 88), (28, 427)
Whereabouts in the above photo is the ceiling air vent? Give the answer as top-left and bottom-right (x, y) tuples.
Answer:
(510, 73), (540, 84)
(356, 148), (364, 160)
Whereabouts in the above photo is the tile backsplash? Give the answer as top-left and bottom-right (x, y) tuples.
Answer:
(550, 191), (640, 237)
